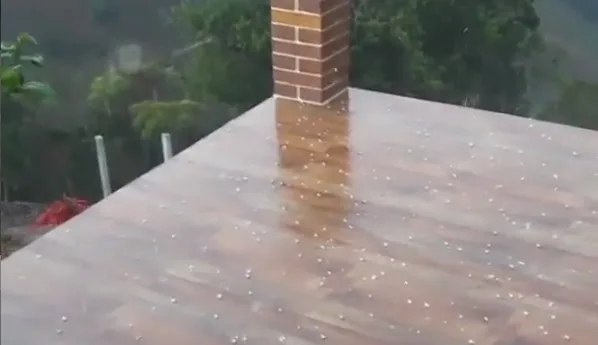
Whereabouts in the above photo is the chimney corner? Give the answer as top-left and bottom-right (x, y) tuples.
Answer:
(271, 0), (352, 105)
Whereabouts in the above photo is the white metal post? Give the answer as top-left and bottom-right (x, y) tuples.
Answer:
(94, 135), (112, 198)
(161, 133), (173, 162)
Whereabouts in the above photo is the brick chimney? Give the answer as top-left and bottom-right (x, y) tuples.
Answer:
(271, 0), (351, 105)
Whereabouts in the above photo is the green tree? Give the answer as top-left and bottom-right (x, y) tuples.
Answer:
(173, 0), (540, 114)
(1, 33), (56, 100)
(86, 65), (186, 187)
(1, 33), (56, 200)
(86, 58), (234, 190)
(173, 0), (272, 111)
(538, 81), (598, 130)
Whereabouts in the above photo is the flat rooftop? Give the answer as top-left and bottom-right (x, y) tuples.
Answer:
(2, 88), (598, 345)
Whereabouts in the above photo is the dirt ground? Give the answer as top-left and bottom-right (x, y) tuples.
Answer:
(0, 201), (51, 258)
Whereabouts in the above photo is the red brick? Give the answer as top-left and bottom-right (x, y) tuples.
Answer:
(274, 82), (298, 98)
(272, 40), (320, 59)
(271, 24), (296, 41)
(298, 0), (348, 14)
(270, 0), (352, 105)
(298, 48), (349, 74)
(274, 69), (322, 88)
(271, 0), (296, 11)
(272, 54), (297, 70)
(298, 19), (350, 44)
(299, 80), (348, 104)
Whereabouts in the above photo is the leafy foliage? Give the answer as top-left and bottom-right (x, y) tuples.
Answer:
(88, 68), (131, 114)
(1, 33), (57, 200)
(173, 0), (273, 110)
(84, 59), (219, 189)
(174, 0), (540, 114)
(538, 81), (598, 130)
(87, 63), (203, 138)
(130, 99), (204, 138)
(1, 33), (56, 101)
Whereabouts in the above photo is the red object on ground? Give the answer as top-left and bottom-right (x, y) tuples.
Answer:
(34, 195), (90, 227)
